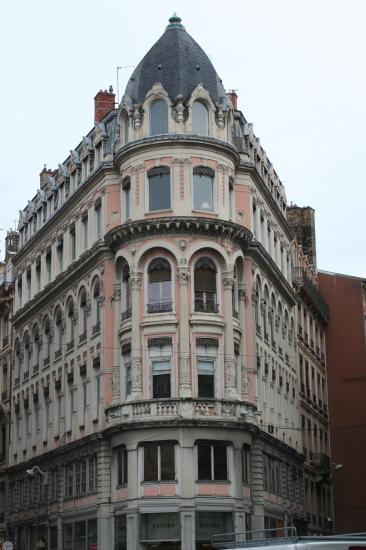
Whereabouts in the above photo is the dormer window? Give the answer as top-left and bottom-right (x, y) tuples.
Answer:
(192, 100), (209, 135)
(149, 100), (168, 136)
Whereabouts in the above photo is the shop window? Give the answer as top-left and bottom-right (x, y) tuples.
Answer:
(149, 99), (168, 136)
(196, 339), (218, 398)
(143, 442), (175, 482)
(148, 166), (171, 211)
(197, 442), (228, 481)
(194, 257), (218, 313)
(147, 258), (172, 313)
(192, 100), (209, 135)
(117, 446), (128, 486)
(193, 166), (214, 211)
(149, 339), (172, 399)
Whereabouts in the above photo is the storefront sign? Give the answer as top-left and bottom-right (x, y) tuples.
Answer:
(196, 512), (233, 540)
(140, 513), (180, 542)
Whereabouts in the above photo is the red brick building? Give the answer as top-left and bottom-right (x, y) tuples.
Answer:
(318, 271), (366, 533)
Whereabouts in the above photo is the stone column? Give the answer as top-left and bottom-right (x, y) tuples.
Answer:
(238, 284), (248, 399)
(127, 511), (140, 550)
(223, 271), (237, 400)
(177, 267), (191, 398)
(251, 437), (265, 535)
(97, 440), (113, 550)
(129, 271), (142, 401)
(181, 510), (195, 550)
(111, 284), (121, 403)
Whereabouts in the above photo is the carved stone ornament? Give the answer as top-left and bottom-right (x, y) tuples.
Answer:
(174, 97), (185, 123)
(224, 357), (237, 388)
(260, 299), (266, 313)
(275, 315), (280, 330)
(132, 104), (142, 129)
(252, 289), (258, 304)
(111, 286), (122, 302)
(238, 285), (246, 300)
(179, 355), (190, 384)
(215, 107), (226, 129)
(129, 271), (142, 289)
(131, 356), (142, 389)
(223, 271), (234, 289)
(177, 269), (190, 284)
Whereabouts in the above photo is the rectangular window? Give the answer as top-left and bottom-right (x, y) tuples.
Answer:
(70, 224), (76, 260)
(149, 340), (172, 399)
(197, 442), (228, 481)
(56, 237), (63, 272)
(243, 445), (251, 485)
(82, 213), (88, 249)
(193, 167), (214, 211)
(117, 447), (128, 486)
(94, 199), (102, 238)
(46, 247), (52, 282)
(26, 269), (31, 299)
(122, 346), (131, 398)
(66, 464), (74, 497)
(35, 257), (41, 290)
(88, 456), (97, 492)
(196, 340), (218, 398)
(143, 443), (175, 482)
(148, 167), (171, 211)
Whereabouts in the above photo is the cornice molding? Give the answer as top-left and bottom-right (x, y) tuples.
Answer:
(105, 216), (253, 252)
(114, 134), (240, 168)
(12, 243), (112, 327)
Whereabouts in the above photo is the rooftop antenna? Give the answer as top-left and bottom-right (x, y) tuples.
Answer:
(116, 65), (136, 104)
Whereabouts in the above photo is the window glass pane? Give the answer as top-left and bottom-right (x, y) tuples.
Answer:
(144, 446), (158, 481)
(63, 524), (73, 550)
(153, 373), (171, 398)
(198, 445), (211, 480)
(125, 187), (130, 219)
(88, 519), (97, 545)
(214, 445), (227, 480)
(150, 100), (168, 136)
(160, 444), (175, 481)
(149, 173), (171, 211)
(115, 515), (127, 550)
(198, 374), (214, 398)
(193, 174), (213, 210)
(74, 520), (86, 550)
(192, 101), (209, 135)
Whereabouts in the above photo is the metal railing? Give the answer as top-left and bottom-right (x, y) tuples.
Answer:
(147, 301), (173, 314)
(121, 308), (132, 321)
(212, 527), (298, 548)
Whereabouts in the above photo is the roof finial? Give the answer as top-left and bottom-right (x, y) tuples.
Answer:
(166, 13), (185, 31)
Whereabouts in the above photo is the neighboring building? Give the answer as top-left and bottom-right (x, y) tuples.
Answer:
(5, 15), (332, 550)
(318, 271), (366, 534)
(288, 207), (332, 534)
(0, 230), (18, 542)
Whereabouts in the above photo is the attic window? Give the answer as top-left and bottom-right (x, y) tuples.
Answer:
(149, 100), (168, 136)
(192, 101), (208, 135)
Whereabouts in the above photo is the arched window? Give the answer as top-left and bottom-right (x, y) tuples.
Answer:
(23, 333), (30, 379)
(149, 99), (168, 136)
(192, 100), (209, 135)
(92, 283), (101, 333)
(55, 310), (63, 358)
(79, 291), (87, 341)
(43, 319), (51, 365)
(147, 258), (172, 313)
(193, 166), (214, 211)
(14, 340), (21, 385)
(32, 326), (40, 371)
(121, 265), (132, 320)
(148, 166), (171, 211)
(194, 257), (218, 313)
(67, 300), (75, 350)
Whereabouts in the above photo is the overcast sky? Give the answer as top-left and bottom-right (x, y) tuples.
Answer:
(0, 0), (365, 277)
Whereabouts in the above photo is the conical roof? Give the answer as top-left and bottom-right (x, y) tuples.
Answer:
(124, 14), (227, 105)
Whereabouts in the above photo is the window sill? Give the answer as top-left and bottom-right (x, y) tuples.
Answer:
(117, 483), (128, 489)
(141, 480), (177, 485)
(196, 480), (230, 484)
(145, 209), (173, 215)
(192, 209), (217, 216)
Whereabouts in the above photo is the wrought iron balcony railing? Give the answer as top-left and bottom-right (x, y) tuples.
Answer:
(121, 308), (132, 321)
(147, 302), (173, 314)
(194, 299), (219, 313)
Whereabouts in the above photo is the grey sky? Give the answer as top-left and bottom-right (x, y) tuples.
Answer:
(1, 0), (365, 277)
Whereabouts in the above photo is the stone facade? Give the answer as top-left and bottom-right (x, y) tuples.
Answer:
(2, 15), (332, 550)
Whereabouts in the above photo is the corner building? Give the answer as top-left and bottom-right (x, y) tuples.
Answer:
(7, 15), (313, 550)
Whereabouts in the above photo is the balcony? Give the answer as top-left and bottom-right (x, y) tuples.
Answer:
(233, 310), (239, 320)
(92, 322), (101, 335)
(147, 301), (173, 314)
(66, 341), (74, 352)
(121, 308), (132, 321)
(43, 356), (50, 367)
(54, 349), (62, 360)
(1, 391), (7, 401)
(106, 398), (257, 426)
(2, 337), (8, 348)
(23, 371), (29, 382)
(32, 364), (39, 375)
(79, 332), (87, 344)
(194, 299), (218, 314)
(313, 453), (331, 473)
(14, 377), (20, 386)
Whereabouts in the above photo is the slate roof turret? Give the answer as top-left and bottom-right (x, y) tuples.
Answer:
(124, 14), (227, 106)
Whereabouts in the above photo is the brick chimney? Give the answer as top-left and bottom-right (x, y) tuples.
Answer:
(229, 90), (238, 110)
(94, 87), (116, 123)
